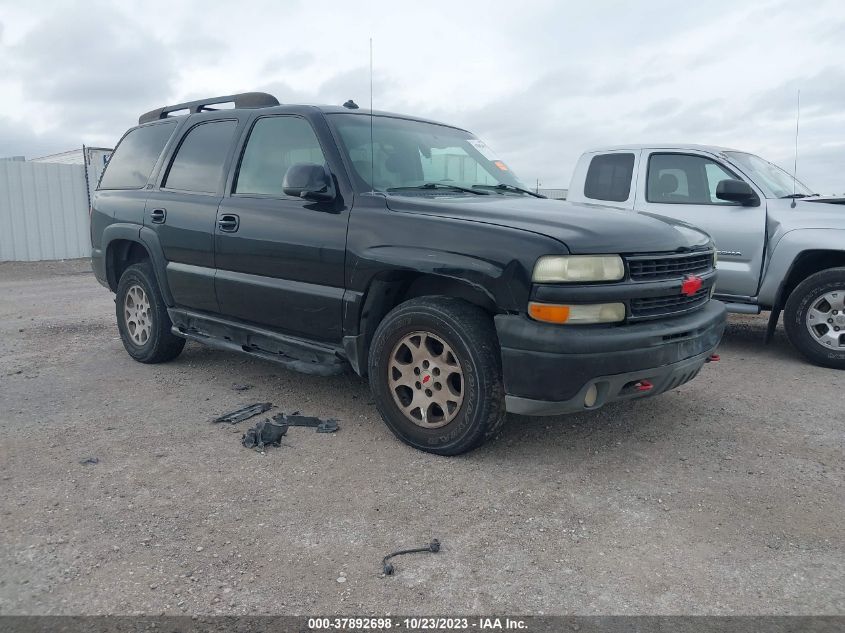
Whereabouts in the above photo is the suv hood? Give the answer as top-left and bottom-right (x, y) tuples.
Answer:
(385, 195), (712, 254)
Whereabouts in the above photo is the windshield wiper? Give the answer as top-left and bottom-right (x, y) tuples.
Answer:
(472, 183), (546, 198)
(386, 182), (490, 195)
(780, 193), (811, 199)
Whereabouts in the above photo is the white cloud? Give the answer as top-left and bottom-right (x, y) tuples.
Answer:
(0, 0), (843, 191)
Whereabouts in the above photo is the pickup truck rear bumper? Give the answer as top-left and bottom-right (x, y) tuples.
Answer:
(495, 300), (726, 416)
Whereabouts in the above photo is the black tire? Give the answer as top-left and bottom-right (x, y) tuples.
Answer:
(115, 262), (186, 364)
(783, 267), (845, 369)
(367, 296), (506, 455)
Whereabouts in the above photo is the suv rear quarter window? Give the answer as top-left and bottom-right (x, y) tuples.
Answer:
(163, 120), (238, 194)
(584, 153), (635, 202)
(98, 121), (176, 190)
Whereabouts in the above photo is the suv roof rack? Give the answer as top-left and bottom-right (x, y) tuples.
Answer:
(138, 92), (280, 125)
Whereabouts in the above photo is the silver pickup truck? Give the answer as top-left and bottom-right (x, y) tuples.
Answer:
(567, 145), (845, 369)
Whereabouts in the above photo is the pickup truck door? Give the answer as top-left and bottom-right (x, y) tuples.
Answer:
(634, 150), (766, 298)
(213, 114), (349, 343)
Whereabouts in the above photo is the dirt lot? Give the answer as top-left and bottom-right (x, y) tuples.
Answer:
(0, 259), (842, 616)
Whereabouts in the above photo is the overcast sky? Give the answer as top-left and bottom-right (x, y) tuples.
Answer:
(1, 0), (843, 192)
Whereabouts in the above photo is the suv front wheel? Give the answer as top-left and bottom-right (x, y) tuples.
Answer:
(368, 297), (506, 455)
(115, 262), (186, 364)
(784, 267), (845, 369)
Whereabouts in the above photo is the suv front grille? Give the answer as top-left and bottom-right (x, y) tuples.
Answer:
(630, 287), (710, 319)
(627, 251), (713, 281)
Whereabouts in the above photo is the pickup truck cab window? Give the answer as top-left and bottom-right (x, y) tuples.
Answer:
(647, 153), (740, 205)
(234, 116), (326, 196)
(584, 153), (635, 202)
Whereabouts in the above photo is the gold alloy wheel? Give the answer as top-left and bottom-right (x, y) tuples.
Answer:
(387, 331), (465, 428)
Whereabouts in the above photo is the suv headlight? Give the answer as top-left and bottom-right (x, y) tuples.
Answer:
(532, 255), (625, 283)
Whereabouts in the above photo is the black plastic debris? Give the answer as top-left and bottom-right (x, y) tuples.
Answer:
(79, 457), (99, 466)
(241, 419), (288, 450)
(382, 539), (440, 576)
(212, 402), (272, 425)
(272, 412), (339, 433)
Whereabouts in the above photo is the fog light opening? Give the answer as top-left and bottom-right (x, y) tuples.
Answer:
(584, 384), (598, 408)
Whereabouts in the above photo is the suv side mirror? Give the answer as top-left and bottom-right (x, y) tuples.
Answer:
(282, 163), (336, 202)
(716, 179), (758, 206)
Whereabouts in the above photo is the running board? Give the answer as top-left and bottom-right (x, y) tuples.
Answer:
(721, 302), (761, 315)
(168, 309), (347, 376)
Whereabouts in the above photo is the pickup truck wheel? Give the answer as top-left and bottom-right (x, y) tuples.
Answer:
(115, 263), (186, 364)
(368, 297), (506, 455)
(784, 267), (845, 369)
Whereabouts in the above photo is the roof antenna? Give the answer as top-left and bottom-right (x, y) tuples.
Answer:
(369, 37), (375, 195)
(791, 89), (800, 208)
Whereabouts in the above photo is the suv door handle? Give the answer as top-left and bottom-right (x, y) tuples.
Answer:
(150, 208), (167, 224)
(218, 214), (240, 233)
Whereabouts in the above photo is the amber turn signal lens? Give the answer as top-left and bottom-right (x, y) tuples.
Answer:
(528, 302), (571, 324)
(528, 301), (626, 324)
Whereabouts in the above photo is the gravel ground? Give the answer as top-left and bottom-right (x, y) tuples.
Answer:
(0, 259), (842, 616)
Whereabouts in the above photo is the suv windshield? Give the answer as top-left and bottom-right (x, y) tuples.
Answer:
(328, 113), (528, 194)
(724, 151), (814, 198)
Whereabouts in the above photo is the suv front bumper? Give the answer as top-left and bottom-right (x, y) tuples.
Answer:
(496, 300), (726, 416)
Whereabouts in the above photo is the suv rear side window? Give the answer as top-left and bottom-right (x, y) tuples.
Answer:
(647, 153), (739, 204)
(584, 153), (635, 202)
(98, 122), (176, 190)
(234, 116), (326, 196)
(164, 120), (237, 194)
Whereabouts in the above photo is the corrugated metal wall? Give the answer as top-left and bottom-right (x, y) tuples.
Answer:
(0, 161), (91, 261)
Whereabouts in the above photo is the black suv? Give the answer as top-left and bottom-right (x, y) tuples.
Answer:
(91, 92), (726, 455)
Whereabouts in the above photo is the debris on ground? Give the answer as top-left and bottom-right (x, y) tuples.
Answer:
(231, 383), (253, 392)
(79, 457), (99, 466)
(211, 402), (272, 425)
(272, 411), (339, 433)
(241, 419), (288, 450)
(382, 539), (441, 576)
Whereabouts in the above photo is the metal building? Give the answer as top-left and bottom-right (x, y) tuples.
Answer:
(0, 146), (112, 262)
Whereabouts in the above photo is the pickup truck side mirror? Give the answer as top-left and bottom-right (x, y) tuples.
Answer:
(282, 163), (336, 202)
(716, 179), (758, 206)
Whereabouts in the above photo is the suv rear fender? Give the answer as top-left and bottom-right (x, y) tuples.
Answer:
(101, 225), (174, 306)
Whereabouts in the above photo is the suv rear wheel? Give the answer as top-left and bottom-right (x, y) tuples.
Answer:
(115, 263), (186, 364)
(784, 267), (845, 369)
(368, 297), (506, 455)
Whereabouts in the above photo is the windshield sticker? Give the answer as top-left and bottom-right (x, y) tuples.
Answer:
(468, 139), (497, 161)
(494, 160), (509, 171)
